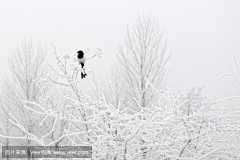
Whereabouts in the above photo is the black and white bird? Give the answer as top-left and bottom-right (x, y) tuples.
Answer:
(77, 50), (87, 78)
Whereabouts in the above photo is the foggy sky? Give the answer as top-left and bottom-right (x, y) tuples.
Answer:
(0, 0), (240, 100)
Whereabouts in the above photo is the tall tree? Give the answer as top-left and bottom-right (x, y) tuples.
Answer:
(106, 15), (170, 109)
(0, 40), (49, 148)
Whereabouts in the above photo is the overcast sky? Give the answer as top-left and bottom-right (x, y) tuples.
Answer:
(1, 0), (240, 100)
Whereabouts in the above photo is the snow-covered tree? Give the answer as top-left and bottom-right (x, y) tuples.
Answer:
(1, 46), (240, 159)
(0, 41), (49, 157)
(103, 15), (170, 110)
(0, 40), (51, 159)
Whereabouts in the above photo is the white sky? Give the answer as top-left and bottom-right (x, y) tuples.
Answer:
(0, 0), (240, 99)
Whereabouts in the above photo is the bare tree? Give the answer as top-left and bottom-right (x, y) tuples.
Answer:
(0, 40), (49, 159)
(109, 15), (170, 109)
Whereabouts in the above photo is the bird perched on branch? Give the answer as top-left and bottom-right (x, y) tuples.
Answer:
(77, 50), (87, 78)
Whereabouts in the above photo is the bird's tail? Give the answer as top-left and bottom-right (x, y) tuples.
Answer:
(81, 68), (87, 79)
(81, 72), (83, 78)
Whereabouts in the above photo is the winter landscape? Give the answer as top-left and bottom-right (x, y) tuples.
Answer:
(0, 1), (240, 160)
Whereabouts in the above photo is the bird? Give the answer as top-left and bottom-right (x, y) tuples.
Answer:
(77, 50), (87, 78)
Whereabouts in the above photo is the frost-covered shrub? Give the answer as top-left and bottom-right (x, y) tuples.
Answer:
(1, 51), (240, 160)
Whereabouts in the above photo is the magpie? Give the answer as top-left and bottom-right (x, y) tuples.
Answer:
(77, 50), (87, 78)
